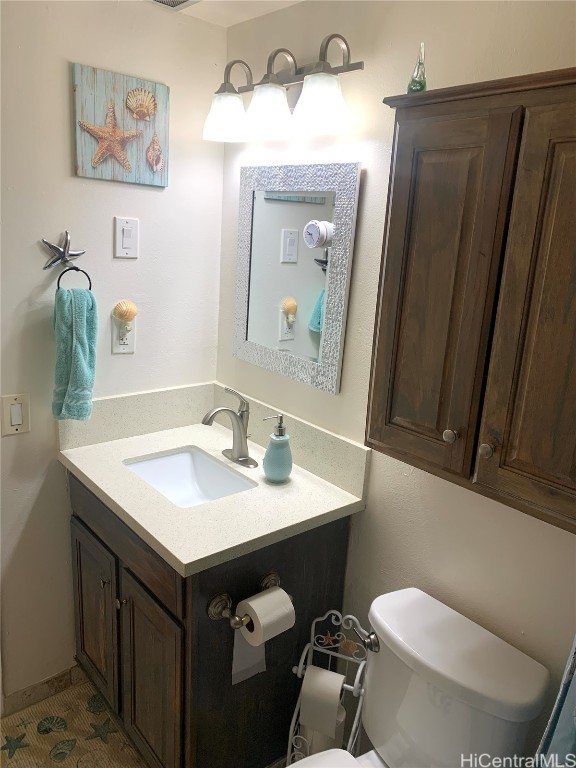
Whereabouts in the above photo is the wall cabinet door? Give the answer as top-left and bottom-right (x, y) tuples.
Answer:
(71, 517), (119, 711)
(367, 107), (522, 477)
(475, 101), (576, 529)
(120, 569), (183, 768)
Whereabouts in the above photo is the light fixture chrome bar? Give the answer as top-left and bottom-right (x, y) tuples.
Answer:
(216, 59), (253, 95)
(236, 34), (364, 93)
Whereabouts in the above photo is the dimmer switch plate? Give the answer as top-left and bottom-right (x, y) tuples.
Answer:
(114, 217), (139, 259)
(1, 393), (31, 436)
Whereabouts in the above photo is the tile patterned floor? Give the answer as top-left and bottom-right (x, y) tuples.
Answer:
(0, 682), (146, 767)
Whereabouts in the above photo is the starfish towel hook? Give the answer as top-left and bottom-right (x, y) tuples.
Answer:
(41, 230), (86, 269)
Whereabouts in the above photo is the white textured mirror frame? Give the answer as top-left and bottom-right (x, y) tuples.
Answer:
(233, 162), (361, 394)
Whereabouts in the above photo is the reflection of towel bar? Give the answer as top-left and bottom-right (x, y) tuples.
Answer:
(314, 248), (329, 273)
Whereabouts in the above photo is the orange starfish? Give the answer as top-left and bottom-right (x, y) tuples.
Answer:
(79, 103), (142, 172)
(319, 632), (339, 647)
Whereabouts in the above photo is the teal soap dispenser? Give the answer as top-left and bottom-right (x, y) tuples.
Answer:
(262, 414), (292, 483)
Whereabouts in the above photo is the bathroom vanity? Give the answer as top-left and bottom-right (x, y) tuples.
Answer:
(61, 424), (364, 768)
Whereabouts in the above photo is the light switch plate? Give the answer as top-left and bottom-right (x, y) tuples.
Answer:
(280, 229), (298, 263)
(114, 217), (139, 259)
(1, 393), (31, 436)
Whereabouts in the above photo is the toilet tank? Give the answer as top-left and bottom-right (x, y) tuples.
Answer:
(363, 589), (549, 768)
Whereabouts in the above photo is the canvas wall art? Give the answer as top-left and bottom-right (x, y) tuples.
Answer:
(73, 64), (169, 188)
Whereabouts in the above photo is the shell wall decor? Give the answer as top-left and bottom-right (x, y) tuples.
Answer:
(126, 87), (158, 121)
(73, 63), (169, 187)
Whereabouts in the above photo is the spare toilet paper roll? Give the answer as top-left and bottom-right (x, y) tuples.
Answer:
(300, 704), (346, 755)
(299, 665), (345, 738)
(237, 586), (295, 647)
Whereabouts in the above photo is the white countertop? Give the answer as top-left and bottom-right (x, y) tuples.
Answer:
(59, 423), (365, 577)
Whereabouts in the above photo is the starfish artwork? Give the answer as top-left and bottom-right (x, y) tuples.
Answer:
(73, 64), (169, 187)
(78, 103), (142, 172)
(85, 717), (118, 744)
(1, 732), (29, 759)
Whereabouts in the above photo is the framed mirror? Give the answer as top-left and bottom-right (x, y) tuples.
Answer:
(234, 163), (361, 393)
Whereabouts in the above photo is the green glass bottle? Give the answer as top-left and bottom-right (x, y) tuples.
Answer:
(407, 42), (426, 93)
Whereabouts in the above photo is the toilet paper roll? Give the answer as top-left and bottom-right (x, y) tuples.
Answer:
(300, 704), (346, 755)
(237, 586), (295, 647)
(299, 665), (345, 738)
(231, 629), (266, 685)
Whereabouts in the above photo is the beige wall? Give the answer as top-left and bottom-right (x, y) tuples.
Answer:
(220, 1), (576, 745)
(1, 1), (226, 699)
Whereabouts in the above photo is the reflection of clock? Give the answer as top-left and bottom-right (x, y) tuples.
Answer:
(303, 220), (334, 248)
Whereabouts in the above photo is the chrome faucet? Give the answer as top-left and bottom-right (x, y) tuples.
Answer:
(202, 388), (258, 468)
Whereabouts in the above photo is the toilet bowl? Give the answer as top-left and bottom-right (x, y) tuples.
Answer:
(293, 588), (549, 768)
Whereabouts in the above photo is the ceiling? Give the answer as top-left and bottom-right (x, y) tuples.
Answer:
(182, 0), (302, 28)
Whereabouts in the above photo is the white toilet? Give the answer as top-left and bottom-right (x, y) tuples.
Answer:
(296, 588), (549, 767)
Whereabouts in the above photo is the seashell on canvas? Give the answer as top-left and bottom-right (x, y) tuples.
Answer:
(126, 87), (157, 121)
(146, 133), (165, 173)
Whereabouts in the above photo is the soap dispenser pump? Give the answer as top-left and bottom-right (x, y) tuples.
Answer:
(262, 414), (292, 484)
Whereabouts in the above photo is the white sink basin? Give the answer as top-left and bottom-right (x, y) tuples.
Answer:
(123, 446), (257, 508)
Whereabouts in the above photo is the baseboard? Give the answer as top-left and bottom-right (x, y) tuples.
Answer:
(2, 664), (87, 717)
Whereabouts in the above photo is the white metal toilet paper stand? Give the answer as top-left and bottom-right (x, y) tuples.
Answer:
(287, 610), (369, 764)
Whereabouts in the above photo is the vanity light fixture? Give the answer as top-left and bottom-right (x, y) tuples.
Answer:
(246, 49), (296, 141)
(202, 60), (253, 143)
(292, 35), (355, 137)
(202, 34), (363, 142)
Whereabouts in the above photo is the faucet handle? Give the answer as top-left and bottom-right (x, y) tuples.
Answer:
(224, 387), (249, 413)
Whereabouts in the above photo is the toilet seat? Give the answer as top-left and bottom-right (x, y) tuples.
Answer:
(294, 748), (359, 766)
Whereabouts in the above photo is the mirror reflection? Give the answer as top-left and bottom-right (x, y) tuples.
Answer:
(247, 190), (336, 362)
(234, 163), (360, 394)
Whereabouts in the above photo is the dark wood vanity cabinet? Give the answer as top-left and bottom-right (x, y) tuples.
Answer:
(367, 69), (576, 533)
(71, 517), (119, 711)
(69, 473), (350, 768)
(120, 570), (184, 768)
(71, 514), (183, 768)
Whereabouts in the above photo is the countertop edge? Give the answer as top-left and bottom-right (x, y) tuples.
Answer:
(59, 452), (365, 578)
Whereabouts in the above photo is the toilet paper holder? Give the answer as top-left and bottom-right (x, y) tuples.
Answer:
(207, 571), (290, 630)
(287, 609), (370, 763)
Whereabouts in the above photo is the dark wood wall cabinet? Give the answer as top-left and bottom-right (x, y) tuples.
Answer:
(70, 474), (350, 768)
(366, 68), (576, 533)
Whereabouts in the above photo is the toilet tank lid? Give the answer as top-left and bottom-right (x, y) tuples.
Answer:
(369, 589), (549, 723)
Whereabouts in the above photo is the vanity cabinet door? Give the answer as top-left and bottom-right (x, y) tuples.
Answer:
(71, 517), (119, 712)
(120, 569), (183, 768)
(367, 107), (522, 476)
(474, 101), (576, 530)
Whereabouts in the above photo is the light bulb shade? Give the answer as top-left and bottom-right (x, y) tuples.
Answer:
(202, 92), (247, 142)
(292, 72), (351, 137)
(246, 82), (292, 141)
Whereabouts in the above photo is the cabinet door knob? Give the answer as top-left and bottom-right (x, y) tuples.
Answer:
(99, 579), (109, 589)
(442, 429), (458, 444)
(478, 443), (494, 459)
(115, 598), (127, 609)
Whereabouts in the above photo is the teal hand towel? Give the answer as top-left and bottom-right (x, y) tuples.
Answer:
(53, 288), (98, 420)
(308, 289), (325, 333)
